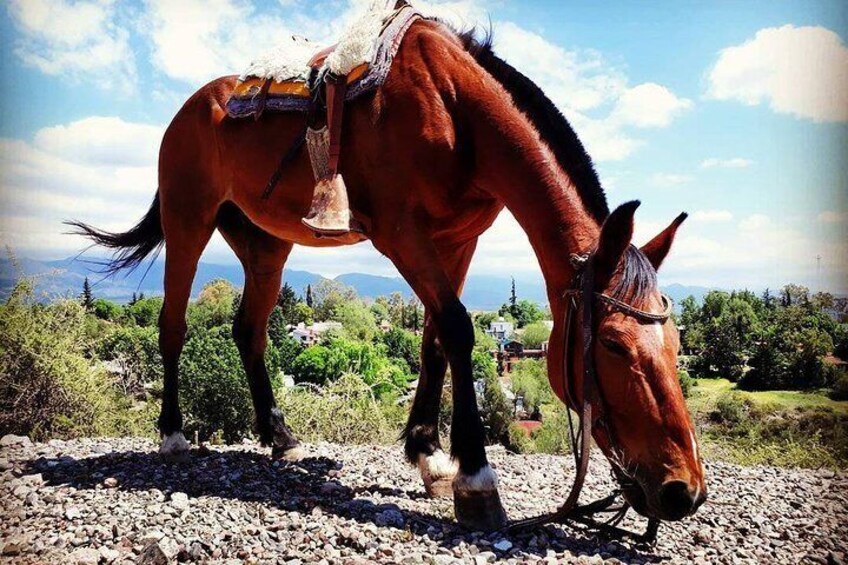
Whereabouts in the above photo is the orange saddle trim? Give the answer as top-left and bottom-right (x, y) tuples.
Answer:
(233, 63), (370, 100)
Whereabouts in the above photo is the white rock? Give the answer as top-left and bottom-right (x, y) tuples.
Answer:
(170, 492), (190, 510)
(65, 507), (82, 520)
(69, 547), (99, 565)
(0, 434), (31, 447)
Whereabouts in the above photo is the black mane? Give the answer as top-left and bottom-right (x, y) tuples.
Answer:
(453, 27), (610, 223)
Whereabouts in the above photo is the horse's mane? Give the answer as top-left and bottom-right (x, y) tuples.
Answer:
(451, 26), (610, 224)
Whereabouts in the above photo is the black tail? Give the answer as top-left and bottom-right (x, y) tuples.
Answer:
(66, 193), (164, 276)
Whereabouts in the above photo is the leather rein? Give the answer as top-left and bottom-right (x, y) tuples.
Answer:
(506, 252), (672, 543)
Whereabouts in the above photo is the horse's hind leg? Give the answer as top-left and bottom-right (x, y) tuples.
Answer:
(403, 239), (477, 497)
(219, 207), (302, 460)
(157, 208), (217, 459)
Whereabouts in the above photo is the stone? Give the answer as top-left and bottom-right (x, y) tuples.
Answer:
(170, 492), (189, 510)
(70, 548), (101, 565)
(136, 543), (168, 565)
(65, 507), (83, 520)
(0, 434), (32, 447)
(493, 540), (513, 552)
(100, 546), (121, 563)
(104, 477), (120, 488)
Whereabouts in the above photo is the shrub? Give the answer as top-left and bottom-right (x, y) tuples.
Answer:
(290, 338), (412, 396)
(92, 298), (122, 321)
(830, 372), (848, 401)
(476, 351), (513, 444)
(0, 280), (155, 439)
(124, 296), (163, 328)
(506, 422), (534, 454)
(380, 327), (422, 374)
(99, 326), (163, 396)
(179, 327), (255, 443)
(532, 405), (574, 455)
(277, 373), (406, 444)
(678, 369), (693, 398)
(710, 393), (748, 427)
(521, 321), (551, 349)
(510, 358), (552, 417)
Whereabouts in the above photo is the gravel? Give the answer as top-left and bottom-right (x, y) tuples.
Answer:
(1, 435), (845, 564)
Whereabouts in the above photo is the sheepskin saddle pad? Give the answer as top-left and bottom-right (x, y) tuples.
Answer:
(226, 0), (420, 118)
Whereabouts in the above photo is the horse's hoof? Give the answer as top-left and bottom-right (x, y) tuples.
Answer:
(454, 488), (508, 531)
(453, 466), (508, 531)
(418, 450), (457, 498)
(272, 444), (306, 461)
(159, 432), (191, 462)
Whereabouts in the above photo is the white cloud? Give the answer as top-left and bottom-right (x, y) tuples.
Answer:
(491, 22), (689, 162)
(706, 25), (848, 123)
(33, 117), (163, 167)
(6, 0), (136, 93)
(739, 213), (771, 231)
(651, 173), (693, 187)
(610, 83), (693, 128)
(700, 157), (753, 169)
(692, 210), (733, 223)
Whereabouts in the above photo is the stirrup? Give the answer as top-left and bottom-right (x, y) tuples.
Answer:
(301, 173), (355, 236)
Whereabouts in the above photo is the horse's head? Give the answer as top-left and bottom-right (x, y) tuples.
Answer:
(559, 201), (706, 522)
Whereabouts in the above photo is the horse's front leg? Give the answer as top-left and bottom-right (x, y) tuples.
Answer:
(381, 233), (507, 531)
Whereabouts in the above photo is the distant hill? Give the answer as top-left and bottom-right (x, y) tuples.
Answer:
(0, 256), (714, 311)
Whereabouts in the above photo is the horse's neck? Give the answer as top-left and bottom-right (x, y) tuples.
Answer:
(472, 107), (601, 299)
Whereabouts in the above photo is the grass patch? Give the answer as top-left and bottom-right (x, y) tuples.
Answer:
(687, 378), (848, 416)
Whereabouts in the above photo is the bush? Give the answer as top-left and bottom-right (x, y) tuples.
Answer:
(710, 393), (748, 427)
(92, 298), (122, 321)
(290, 338), (412, 396)
(179, 327), (256, 443)
(380, 327), (422, 375)
(510, 358), (552, 417)
(506, 422), (534, 454)
(830, 372), (848, 401)
(99, 326), (163, 396)
(532, 405), (574, 455)
(678, 369), (693, 398)
(277, 373), (406, 444)
(124, 296), (163, 328)
(521, 321), (551, 349)
(476, 351), (513, 444)
(0, 280), (155, 439)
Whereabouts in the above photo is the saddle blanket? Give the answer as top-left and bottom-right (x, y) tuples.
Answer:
(226, 0), (421, 118)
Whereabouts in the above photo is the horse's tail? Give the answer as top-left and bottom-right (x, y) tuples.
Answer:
(66, 192), (164, 276)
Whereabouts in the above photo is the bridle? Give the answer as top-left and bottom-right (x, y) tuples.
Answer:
(506, 252), (673, 543)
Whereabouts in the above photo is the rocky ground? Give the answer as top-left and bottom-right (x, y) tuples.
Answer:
(1, 435), (845, 564)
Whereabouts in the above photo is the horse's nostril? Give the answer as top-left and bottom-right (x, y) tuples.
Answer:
(659, 480), (698, 520)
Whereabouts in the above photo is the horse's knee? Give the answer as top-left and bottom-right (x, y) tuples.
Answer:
(232, 319), (266, 358)
(435, 301), (474, 357)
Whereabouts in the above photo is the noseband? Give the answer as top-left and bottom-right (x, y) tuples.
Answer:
(507, 252), (673, 542)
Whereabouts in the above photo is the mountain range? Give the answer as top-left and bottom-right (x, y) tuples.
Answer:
(1, 256), (714, 311)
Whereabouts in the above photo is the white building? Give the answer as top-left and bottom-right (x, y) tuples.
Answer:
(487, 317), (514, 341)
(289, 321), (343, 346)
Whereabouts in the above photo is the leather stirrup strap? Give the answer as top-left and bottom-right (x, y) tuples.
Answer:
(325, 74), (347, 176)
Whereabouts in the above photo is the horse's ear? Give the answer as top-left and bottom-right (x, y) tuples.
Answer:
(594, 200), (640, 284)
(640, 212), (688, 270)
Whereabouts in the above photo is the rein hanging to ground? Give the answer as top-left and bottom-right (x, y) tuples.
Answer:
(505, 252), (671, 543)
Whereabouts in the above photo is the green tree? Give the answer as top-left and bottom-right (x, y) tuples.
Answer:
(81, 277), (94, 311)
(332, 300), (377, 342)
(475, 350), (513, 445)
(91, 298), (122, 321)
(381, 327), (422, 374)
(187, 279), (238, 334)
(312, 279), (356, 321)
(277, 283), (300, 325)
(510, 358), (552, 417)
(520, 321), (551, 349)
(124, 296), (163, 328)
(305, 284), (314, 308)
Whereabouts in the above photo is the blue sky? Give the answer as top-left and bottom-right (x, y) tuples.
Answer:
(0, 0), (846, 293)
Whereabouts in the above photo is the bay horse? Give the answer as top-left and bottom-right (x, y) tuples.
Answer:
(73, 20), (706, 530)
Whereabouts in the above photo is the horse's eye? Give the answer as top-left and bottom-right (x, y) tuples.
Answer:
(600, 337), (630, 358)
